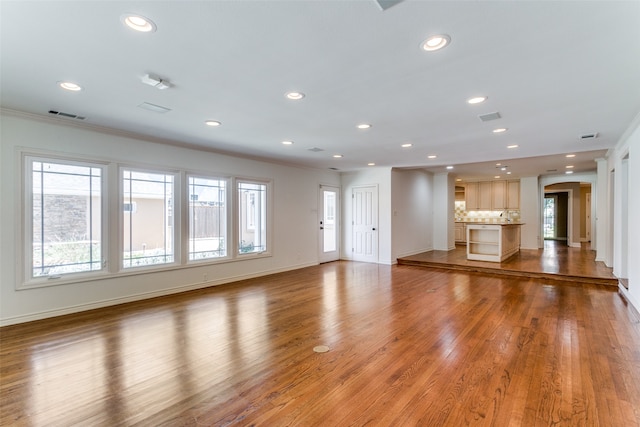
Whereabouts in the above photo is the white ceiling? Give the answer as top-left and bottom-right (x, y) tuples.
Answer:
(2, 1), (639, 180)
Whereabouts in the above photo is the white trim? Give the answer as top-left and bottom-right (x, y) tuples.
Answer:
(0, 262), (318, 327)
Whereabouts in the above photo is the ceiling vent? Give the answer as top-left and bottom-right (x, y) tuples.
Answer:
(580, 132), (599, 140)
(308, 147), (324, 152)
(329, 167), (339, 171)
(48, 110), (86, 120)
(374, 0), (404, 10)
(137, 102), (171, 113)
(478, 112), (501, 122)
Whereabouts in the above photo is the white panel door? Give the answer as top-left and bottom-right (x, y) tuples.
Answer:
(352, 186), (378, 263)
(319, 185), (340, 263)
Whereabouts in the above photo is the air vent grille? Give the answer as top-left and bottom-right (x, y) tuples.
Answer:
(478, 112), (501, 122)
(580, 132), (599, 140)
(48, 110), (86, 120)
(308, 147), (324, 152)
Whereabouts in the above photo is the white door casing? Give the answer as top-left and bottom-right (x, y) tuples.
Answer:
(319, 185), (340, 263)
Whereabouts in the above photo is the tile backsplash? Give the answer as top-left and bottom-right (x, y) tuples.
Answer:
(454, 201), (521, 223)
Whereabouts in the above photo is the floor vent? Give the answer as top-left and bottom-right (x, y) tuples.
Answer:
(48, 110), (86, 120)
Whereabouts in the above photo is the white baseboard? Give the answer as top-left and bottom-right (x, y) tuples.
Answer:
(0, 262), (317, 327)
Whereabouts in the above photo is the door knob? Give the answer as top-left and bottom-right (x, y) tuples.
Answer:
(372, 227), (376, 231)
(320, 227), (324, 230)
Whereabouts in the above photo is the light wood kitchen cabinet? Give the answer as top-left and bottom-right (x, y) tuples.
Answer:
(464, 179), (520, 211)
(507, 180), (520, 209)
(465, 182), (479, 210)
(478, 181), (492, 210)
(455, 222), (467, 243)
(492, 181), (507, 210)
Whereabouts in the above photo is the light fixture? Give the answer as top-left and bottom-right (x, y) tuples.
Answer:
(566, 165), (574, 169)
(281, 140), (293, 145)
(467, 96), (487, 104)
(456, 178), (462, 182)
(357, 124), (372, 129)
(285, 91), (305, 100)
(493, 128), (508, 133)
(496, 163), (501, 166)
(566, 171), (574, 174)
(494, 175), (501, 179)
(427, 155), (437, 159)
(333, 154), (343, 158)
(401, 143), (412, 148)
(58, 81), (82, 91)
(446, 166), (454, 170)
(566, 154), (576, 158)
(141, 73), (171, 90)
(368, 162), (376, 166)
(421, 34), (451, 51)
(506, 171), (512, 175)
(205, 120), (221, 127)
(121, 14), (157, 33)
(500, 167), (507, 171)
(507, 144), (519, 149)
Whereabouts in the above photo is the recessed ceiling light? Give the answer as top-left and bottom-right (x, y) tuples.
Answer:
(507, 144), (519, 149)
(506, 171), (512, 175)
(281, 140), (294, 145)
(121, 14), (157, 33)
(205, 120), (221, 127)
(467, 96), (487, 104)
(566, 165), (574, 169)
(494, 175), (501, 179)
(401, 143), (412, 148)
(566, 154), (576, 158)
(566, 171), (574, 174)
(285, 91), (305, 100)
(333, 154), (343, 158)
(496, 163), (501, 166)
(58, 81), (82, 91)
(493, 128), (508, 133)
(456, 178), (462, 182)
(427, 155), (437, 159)
(446, 166), (454, 170)
(357, 124), (372, 129)
(500, 167), (507, 171)
(368, 162), (375, 166)
(421, 34), (451, 51)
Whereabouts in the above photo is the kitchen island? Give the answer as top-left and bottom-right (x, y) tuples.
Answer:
(466, 223), (523, 262)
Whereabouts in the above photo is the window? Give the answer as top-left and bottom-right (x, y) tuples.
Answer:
(188, 176), (227, 260)
(29, 158), (103, 278)
(238, 181), (267, 254)
(122, 169), (175, 268)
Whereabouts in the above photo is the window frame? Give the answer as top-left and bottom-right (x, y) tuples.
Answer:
(235, 178), (272, 258)
(119, 166), (181, 271)
(20, 154), (109, 289)
(185, 173), (231, 264)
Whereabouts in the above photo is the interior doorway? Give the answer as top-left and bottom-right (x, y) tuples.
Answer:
(352, 185), (378, 263)
(544, 192), (568, 244)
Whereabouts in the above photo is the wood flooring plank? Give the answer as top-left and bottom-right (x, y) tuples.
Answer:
(1, 261), (639, 426)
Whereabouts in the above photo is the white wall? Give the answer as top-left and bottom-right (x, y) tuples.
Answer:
(432, 173), (454, 251)
(341, 168), (393, 264)
(391, 169), (433, 259)
(0, 112), (340, 325)
(613, 116), (640, 314)
(519, 176), (540, 249)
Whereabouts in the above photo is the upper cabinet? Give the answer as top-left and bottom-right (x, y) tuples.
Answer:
(507, 180), (520, 209)
(491, 181), (507, 210)
(465, 179), (520, 211)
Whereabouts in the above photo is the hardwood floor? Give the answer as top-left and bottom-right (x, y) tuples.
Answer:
(398, 240), (618, 286)
(1, 261), (639, 426)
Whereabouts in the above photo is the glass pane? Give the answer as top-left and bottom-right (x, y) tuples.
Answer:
(122, 170), (174, 268)
(188, 176), (227, 260)
(323, 190), (337, 252)
(543, 196), (555, 239)
(32, 161), (102, 277)
(238, 182), (267, 254)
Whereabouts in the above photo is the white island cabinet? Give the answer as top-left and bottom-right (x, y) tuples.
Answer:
(466, 223), (522, 262)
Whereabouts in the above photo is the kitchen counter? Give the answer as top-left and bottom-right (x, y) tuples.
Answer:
(466, 223), (522, 262)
